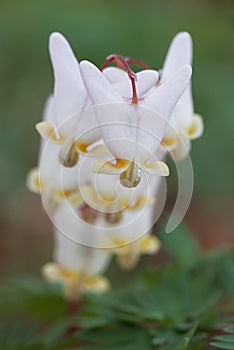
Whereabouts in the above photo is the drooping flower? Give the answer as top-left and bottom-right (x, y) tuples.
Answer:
(35, 33), (108, 169)
(80, 58), (192, 188)
(160, 32), (204, 160)
(42, 226), (111, 301)
(27, 31), (203, 301)
(77, 158), (164, 268)
(27, 95), (82, 212)
(110, 210), (161, 270)
(36, 33), (160, 167)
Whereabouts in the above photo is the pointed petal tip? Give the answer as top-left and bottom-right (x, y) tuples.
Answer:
(80, 60), (122, 104)
(49, 32), (67, 48)
(48, 32), (74, 62)
(171, 32), (193, 53)
(80, 59), (98, 73)
(80, 60), (98, 80)
(174, 31), (192, 42)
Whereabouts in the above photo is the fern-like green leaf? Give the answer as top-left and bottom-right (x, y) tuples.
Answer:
(210, 324), (234, 349)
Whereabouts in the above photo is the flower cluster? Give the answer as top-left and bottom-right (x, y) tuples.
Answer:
(27, 31), (203, 301)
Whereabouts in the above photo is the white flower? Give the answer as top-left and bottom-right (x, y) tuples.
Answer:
(35, 32), (108, 168)
(27, 31), (203, 297)
(106, 208), (161, 270)
(80, 58), (192, 187)
(35, 33), (160, 167)
(79, 168), (154, 218)
(26, 96), (82, 212)
(42, 226), (111, 301)
(79, 167), (164, 270)
(160, 32), (204, 160)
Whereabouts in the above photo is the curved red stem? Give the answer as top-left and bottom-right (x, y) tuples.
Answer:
(100, 54), (139, 104)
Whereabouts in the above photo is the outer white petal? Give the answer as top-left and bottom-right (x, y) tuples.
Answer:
(52, 200), (107, 247)
(186, 114), (204, 140)
(105, 206), (155, 245)
(49, 32), (87, 125)
(170, 86), (194, 130)
(41, 94), (55, 125)
(37, 98), (84, 198)
(162, 32), (193, 82)
(143, 65), (192, 121)
(170, 133), (191, 161)
(80, 60), (122, 105)
(53, 228), (111, 275)
(103, 67), (128, 83)
(38, 95), (56, 161)
(162, 32), (194, 130)
(85, 103), (168, 161)
(136, 70), (159, 97)
(101, 175), (166, 247)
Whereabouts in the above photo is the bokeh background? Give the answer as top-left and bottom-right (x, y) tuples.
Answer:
(0, 0), (233, 280)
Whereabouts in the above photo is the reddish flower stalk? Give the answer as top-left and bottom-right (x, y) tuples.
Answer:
(126, 58), (150, 69)
(100, 54), (139, 104)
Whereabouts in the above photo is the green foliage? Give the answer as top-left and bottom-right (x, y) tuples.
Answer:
(0, 278), (67, 320)
(0, 320), (76, 350)
(1, 225), (234, 349)
(210, 327), (234, 350)
(78, 325), (151, 350)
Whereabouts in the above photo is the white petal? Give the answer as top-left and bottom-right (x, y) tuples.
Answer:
(92, 159), (130, 175)
(136, 70), (159, 97)
(162, 32), (193, 82)
(41, 263), (61, 282)
(116, 243), (140, 270)
(112, 69), (158, 100)
(143, 65), (192, 121)
(143, 160), (169, 176)
(106, 207), (154, 244)
(186, 114), (204, 140)
(139, 235), (161, 254)
(38, 96), (58, 161)
(80, 175), (133, 213)
(49, 32), (87, 124)
(35, 121), (63, 144)
(103, 67), (127, 83)
(26, 167), (42, 193)
(52, 201), (107, 247)
(42, 95), (55, 125)
(53, 228), (111, 275)
(161, 135), (178, 151)
(88, 103), (170, 161)
(38, 139), (80, 191)
(80, 60), (122, 105)
(161, 32), (194, 129)
(170, 86), (194, 130)
(170, 133), (191, 161)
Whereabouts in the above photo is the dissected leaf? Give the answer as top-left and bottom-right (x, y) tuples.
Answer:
(211, 325), (234, 350)
(77, 325), (151, 350)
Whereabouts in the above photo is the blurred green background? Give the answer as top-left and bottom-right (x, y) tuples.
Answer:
(0, 0), (233, 278)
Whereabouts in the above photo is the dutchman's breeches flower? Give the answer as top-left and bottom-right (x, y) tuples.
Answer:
(159, 32), (204, 161)
(42, 227), (111, 301)
(80, 57), (191, 188)
(27, 96), (83, 213)
(27, 31), (203, 301)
